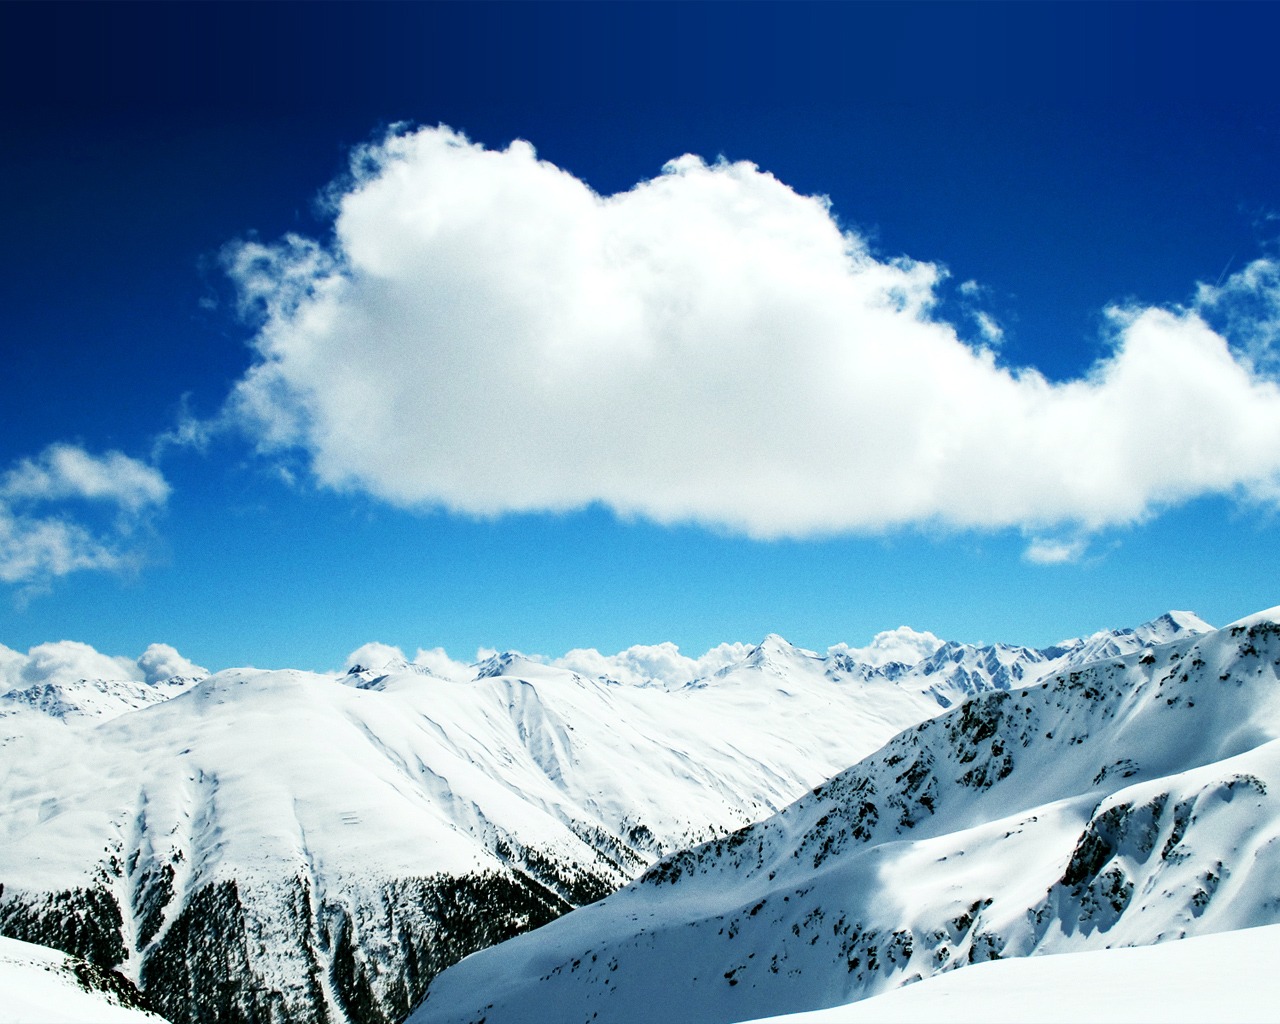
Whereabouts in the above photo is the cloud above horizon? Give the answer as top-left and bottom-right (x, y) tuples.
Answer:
(0, 444), (170, 587)
(0, 638), (207, 691)
(224, 126), (1280, 552)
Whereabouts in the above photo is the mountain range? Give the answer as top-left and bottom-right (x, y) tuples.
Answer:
(413, 608), (1280, 1023)
(3, 608), (1261, 1024)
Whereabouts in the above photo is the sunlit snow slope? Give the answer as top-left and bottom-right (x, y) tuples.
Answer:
(737, 922), (1280, 1024)
(0, 935), (169, 1024)
(414, 610), (1280, 1024)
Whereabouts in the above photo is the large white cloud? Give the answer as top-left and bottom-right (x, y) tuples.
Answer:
(225, 125), (1280, 545)
(0, 444), (170, 586)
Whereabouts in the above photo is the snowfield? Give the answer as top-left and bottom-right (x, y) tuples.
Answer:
(735, 922), (1280, 1023)
(0, 935), (169, 1024)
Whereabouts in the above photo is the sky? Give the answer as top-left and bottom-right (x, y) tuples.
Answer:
(3, 1), (1280, 672)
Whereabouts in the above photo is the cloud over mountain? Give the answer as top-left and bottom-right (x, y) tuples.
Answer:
(0, 638), (206, 691)
(225, 126), (1280, 547)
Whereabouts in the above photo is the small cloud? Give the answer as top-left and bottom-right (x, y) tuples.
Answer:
(151, 395), (215, 459)
(0, 639), (205, 691)
(343, 641), (406, 673)
(554, 641), (751, 686)
(11, 639), (140, 688)
(1023, 536), (1089, 565)
(137, 642), (208, 683)
(830, 625), (944, 667)
(1195, 256), (1280, 373)
(411, 646), (473, 682)
(972, 309), (1005, 346)
(2, 443), (168, 514)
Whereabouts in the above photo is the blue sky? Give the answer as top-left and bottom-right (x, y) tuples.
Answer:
(3, 2), (1280, 671)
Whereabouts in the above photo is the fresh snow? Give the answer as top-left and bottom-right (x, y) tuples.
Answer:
(0, 610), (1218, 1024)
(411, 609), (1280, 1024)
(0, 936), (169, 1024)
(734, 923), (1280, 1023)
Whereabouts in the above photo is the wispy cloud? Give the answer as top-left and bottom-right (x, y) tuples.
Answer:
(1023, 535), (1090, 566)
(222, 126), (1280, 556)
(0, 444), (169, 588)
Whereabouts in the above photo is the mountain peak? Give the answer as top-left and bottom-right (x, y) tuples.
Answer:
(1132, 609), (1214, 644)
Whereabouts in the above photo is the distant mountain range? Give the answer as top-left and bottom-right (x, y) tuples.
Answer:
(0, 609), (1246, 1024)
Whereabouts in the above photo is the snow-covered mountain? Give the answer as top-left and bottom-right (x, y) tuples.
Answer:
(0, 631), (938, 1024)
(0, 611), (1216, 1024)
(412, 608), (1280, 1024)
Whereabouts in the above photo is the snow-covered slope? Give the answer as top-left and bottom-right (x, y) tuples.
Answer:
(736, 922), (1280, 1023)
(413, 609), (1280, 1024)
(0, 635), (941, 1024)
(0, 676), (200, 725)
(0, 935), (169, 1024)
(0, 611), (1213, 1024)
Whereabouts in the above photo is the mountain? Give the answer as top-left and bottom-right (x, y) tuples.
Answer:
(0, 610), (1216, 1024)
(0, 676), (200, 725)
(411, 608), (1280, 1024)
(901, 609), (1214, 709)
(0, 935), (169, 1024)
(0, 633), (940, 1024)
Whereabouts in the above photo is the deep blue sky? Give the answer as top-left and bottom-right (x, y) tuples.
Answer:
(3, 2), (1279, 670)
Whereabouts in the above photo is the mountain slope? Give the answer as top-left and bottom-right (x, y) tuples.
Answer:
(0, 935), (169, 1024)
(412, 609), (1280, 1024)
(737, 922), (1280, 1024)
(0, 637), (941, 1024)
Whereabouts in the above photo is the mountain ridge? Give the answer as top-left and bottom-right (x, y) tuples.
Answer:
(412, 609), (1280, 1024)
(0, 609), (1222, 1024)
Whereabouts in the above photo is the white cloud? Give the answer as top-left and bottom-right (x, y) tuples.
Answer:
(972, 309), (1004, 346)
(0, 444), (169, 587)
(554, 641), (750, 687)
(830, 626), (944, 667)
(411, 646), (474, 683)
(1024, 536), (1090, 565)
(0, 639), (206, 691)
(1195, 257), (1280, 374)
(343, 641), (407, 673)
(19, 640), (139, 686)
(224, 125), (1280, 545)
(136, 642), (208, 683)
(2, 443), (169, 513)
(0, 511), (126, 584)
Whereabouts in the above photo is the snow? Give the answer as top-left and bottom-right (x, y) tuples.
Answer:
(1226, 605), (1280, 630)
(0, 609), (1221, 1024)
(734, 923), (1280, 1023)
(411, 613), (1280, 1024)
(0, 936), (170, 1023)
